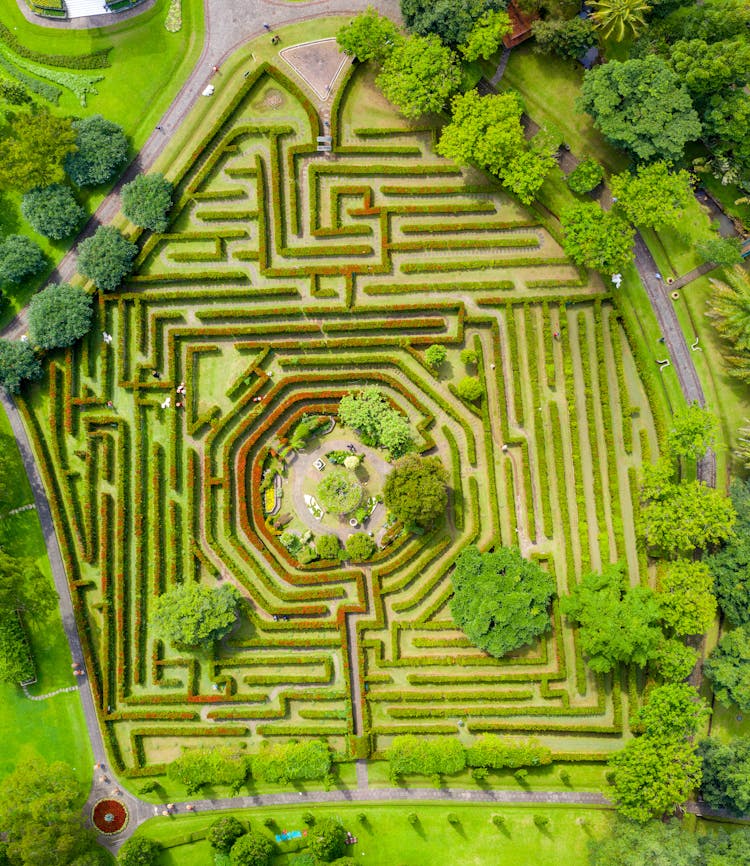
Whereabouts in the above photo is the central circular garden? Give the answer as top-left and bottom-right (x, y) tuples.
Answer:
(91, 798), (128, 835)
(316, 467), (363, 515)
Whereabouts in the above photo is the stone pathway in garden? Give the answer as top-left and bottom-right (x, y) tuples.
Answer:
(22, 682), (79, 701)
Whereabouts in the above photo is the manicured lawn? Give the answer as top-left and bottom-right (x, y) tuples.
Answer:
(0, 0), (205, 327)
(0, 410), (91, 789)
(498, 44), (628, 174)
(135, 803), (613, 866)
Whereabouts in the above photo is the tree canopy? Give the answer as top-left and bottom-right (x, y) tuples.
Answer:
(658, 558), (717, 636)
(152, 582), (241, 648)
(665, 402), (718, 460)
(307, 819), (347, 863)
(589, 0), (651, 41)
(167, 745), (248, 794)
(0, 546), (55, 619)
(589, 819), (700, 866)
(450, 545), (555, 658)
(0, 235), (44, 287)
(631, 684), (710, 740)
(77, 226), (138, 293)
(383, 453), (448, 529)
(706, 266), (750, 384)
(21, 184), (86, 241)
(376, 34), (461, 118)
(400, 0), (505, 46)
(336, 7), (402, 61)
(251, 740), (331, 783)
(387, 734), (466, 776)
(121, 173), (173, 232)
(704, 623), (750, 711)
(611, 162), (693, 230)
(118, 837), (162, 866)
(65, 115), (129, 187)
(640, 459), (736, 555)
(706, 478), (750, 626)
(208, 816), (246, 852)
(0, 339), (42, 394)
(578, 56), (702, 162)
(560, 202), (635, 273)
(531, 18), (596, 60)
(608, 735), (702, 822)
(338, 387), (413, 458)
(229, 832), (273, 866)
(560, 563), (662, 673)
(699, 736), (750, 815)
(0, 108), (76, 192)
(460, 10), (512, 61)
(27, 283), (93, 351)
(0, 760), (96, 866)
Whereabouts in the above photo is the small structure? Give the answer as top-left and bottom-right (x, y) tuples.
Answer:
(502, 0), (537, 48)
(202, 85), (215, 97)
(317, 136), (333, 153)
(313, 458), (326, 471)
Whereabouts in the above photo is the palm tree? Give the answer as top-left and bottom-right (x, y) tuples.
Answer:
(706, 266), (750, 383)
(589, 0), (651, 41)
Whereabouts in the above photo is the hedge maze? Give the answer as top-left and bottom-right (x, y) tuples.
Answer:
(21, 61), (662, 777)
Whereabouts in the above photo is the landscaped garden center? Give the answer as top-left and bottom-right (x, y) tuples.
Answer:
(1, 2), (750, 866)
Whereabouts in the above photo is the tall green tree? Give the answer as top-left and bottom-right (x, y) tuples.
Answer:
(450, 545), (555, 658)
(65, 115), (129, 187)
(28, 283), (93, 351)
(704, 623), (750, 711)
(608, 736), (701, 822)
(699, 736), (750, 815)
(383, 453), (448, 529)
(376, 34), (461, 119)
(589, 0), (651, 41)
(706, 478), (750, 626)
(0, 547), (56, 618)
(0, 760), (96, 866)
(560, 563), (662, 673)
(631, 684), (710, 739)
(0, 108), (76, 192)
(531, 18), (596, 60)
(589, 819), (700, 866)
(706, 266), (750, 384)
(460, 10), (512, 61)
(167, 746), (248, 794)
(669, 38), (750, 100)
(77, 226), (137, 293)
(118, 837), (161, 866)
(400, 0), (505, 47)
(153, 583), (240, 648)
(578, 56), (701, 162)
(665, 402), (718, 460)
(658, 559), (716, 636)
(560, 203), (635, 273)
(0, 339), (42, 394)
(121, 173), (173, 233)
(229, 832), (273, 866)
(0, 235), (45, 287)
(21, 184), (86, 240)
(640, 458), (736, 555)
(308, 819), (347, 863)
(610, 162), (693, 230)
(336, 7), (402, 61)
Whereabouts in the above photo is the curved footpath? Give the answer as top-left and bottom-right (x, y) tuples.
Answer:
(2, 0), (725, 852)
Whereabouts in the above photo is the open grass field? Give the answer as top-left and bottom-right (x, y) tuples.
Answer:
(134, 803), (614, 866)
(0, 409), (91, 789)
(15, 27), (669, 799)
(0, 0), (204, 326)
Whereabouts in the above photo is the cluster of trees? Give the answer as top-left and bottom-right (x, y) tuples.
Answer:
(152, 582), (241, 649)
(0, 760), (106, 866)
(0, 539), (55, 684)
(338, 387), (413, 458)
(387, 733), (552, 781)
(589, 819), (750, 866)
(607, 683), (709, 821)
(450, 545), (556, 657)
(167, 741), (332, 795)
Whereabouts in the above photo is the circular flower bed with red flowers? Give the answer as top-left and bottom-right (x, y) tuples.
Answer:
(92, 798), (128, 835)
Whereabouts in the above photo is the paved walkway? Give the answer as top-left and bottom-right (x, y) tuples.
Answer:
(14, 0), (156, 28)
(670, 262), (717, 291)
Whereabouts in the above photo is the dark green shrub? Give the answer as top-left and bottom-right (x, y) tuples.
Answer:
(65, 115), (129, 186)
(21, 184), (85, 240)
(28, 283), (92, 350)
(0, 340), (42, 394)
(345, 532), (376, 561)
(77, 225), (137, 292)
(0, 235), (45, 286)
(308, 818), (347, 863)
(208, 816), (246, 852)
(118, 837), (161, 866)
(121, 173), (173, 232)
(229, 831), (273, 866)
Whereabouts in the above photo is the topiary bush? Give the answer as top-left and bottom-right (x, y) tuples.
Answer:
(566, 157), (604, 194)
(316, 468), (363, 515)
(315, 534), (341, 559)
(456, 375), (483, 402)
(345, 532), (376, 561)
(208, 816), (246, 852)
(424, 343), (447, 370)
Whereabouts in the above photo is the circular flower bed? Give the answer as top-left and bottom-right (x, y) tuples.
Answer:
(316, 467), (362, 514)
(92, 798), (128, 835)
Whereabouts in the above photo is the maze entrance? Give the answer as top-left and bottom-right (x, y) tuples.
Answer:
(22, 58), (661, 778)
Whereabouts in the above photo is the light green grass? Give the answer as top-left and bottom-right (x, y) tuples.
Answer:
(0, 409), (91, 790)
(0, 0), (205, 327)
(136, 803), (614, 866)
(498, 44), (627, 174)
